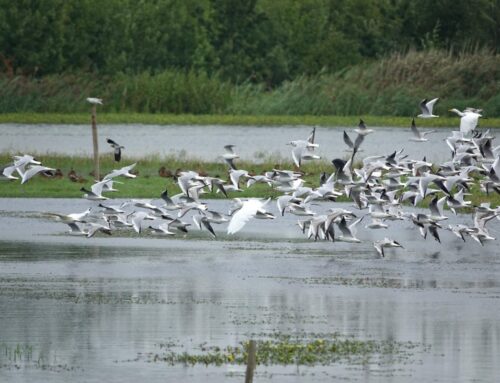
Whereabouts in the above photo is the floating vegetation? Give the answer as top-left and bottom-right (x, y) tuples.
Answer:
(0, 342), (81, 372)
(146, 333), (423, 367)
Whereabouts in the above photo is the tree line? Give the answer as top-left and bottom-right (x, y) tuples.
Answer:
(1, 0), (499, 87)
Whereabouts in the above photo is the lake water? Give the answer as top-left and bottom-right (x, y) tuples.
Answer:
(0, 198), (499, 382)
(1, 123), (493, 164)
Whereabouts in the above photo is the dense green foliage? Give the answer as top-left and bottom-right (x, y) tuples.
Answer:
(0, 50), (499, 116)
(1, 0), (499, 83)
(0, 1), (499, 116)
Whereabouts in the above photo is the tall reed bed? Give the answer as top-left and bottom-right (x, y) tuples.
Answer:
(0, 50), (499, 116)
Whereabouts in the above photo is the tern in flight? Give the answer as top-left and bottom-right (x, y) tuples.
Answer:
(417, 98), (439, 118)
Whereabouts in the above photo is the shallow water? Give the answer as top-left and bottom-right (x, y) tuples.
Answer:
(1, 123), (494, 163)
(0, 198), (499, 382)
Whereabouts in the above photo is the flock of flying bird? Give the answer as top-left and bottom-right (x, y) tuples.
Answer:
(1, 97), (499, 257)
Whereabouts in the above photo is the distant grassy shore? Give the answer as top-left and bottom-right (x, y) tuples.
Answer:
(0, 154), (323, 200)
(1, 113), (499, 128)
(0, 154), (498, 208)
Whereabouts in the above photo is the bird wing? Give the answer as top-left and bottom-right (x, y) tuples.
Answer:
(229, 170), (246, 188)
(307, 127), (316, 146)
(429, 225), (441, 243)
(201, 218), (216, 238)
(348, 216), (364, 236)
(428, 197), (440, 216)
(419, 99), (429, 115)
(21, 166), (52, 184)
(66, 222), (83, 233)
(227, 200), (261, 234)
(277, 195), (292, 216)
(337, 217), (351, 237)
(291, 146), (304, 167)
(426, 98), (439, 114)
(353, 134), (364, 151)
(107, 138), (119, 147)
(374, 242), (384, 257)
(425, 98), (439, 114)
(90, 180), (107, 196)
(410, 118), (421, 138)
(224, 145), (235, 153)
(460, 113), (479, 135)
(192, 214), (203, 230)
(2, 164), (19, 179)
(343, 131), (354, 149)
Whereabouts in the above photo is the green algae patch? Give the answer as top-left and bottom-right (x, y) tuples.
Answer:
(148, 334), (423, 367)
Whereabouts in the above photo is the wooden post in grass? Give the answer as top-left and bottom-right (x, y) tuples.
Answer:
(245, 340), (256, 383)
(91, 104), (100, 180)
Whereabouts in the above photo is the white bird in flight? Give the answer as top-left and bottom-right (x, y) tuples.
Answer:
(417, 98), (439, 118)
(227, 198), (275, 234)
(449, 108), (482, 135)
(374, 238), (404, 257)
(409, 118), (436, 142)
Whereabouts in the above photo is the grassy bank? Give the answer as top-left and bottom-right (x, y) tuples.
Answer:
(1, 113), (500, 128)
(0, 154), (499, 208)
(0, 50), (499, 118)
(0, 154), (330, 199)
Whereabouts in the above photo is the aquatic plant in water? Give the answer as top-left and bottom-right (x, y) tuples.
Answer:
(148, 333), (422, 367)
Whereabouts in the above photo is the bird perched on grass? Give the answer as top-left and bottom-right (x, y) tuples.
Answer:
(106, 138), (125, 162)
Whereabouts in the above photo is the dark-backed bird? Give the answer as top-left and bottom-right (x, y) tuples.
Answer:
(106, 138), (125, 162)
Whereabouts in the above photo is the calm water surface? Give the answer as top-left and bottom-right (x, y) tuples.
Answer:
(1, 123), (494, 163)
(0, 198), (499, 382)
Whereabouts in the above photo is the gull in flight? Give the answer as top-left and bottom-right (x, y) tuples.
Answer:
(103, 163), (137, 180)
(343, 130), (364, 152)
(374, 238), (404, 257)
(417, 98), (439, 118)
(1, 164), (20, 181)
(409, 118), (436, 142)
(288, 128), (320, 167)
(221, 145), (239, 170)
(354, 119), (374, 136)
(19, 165), (56, 184)
(227, 198), (275, 234)
(449, 108), (483, 135)
(106, 138), (125, 162)
(80, 180), (110, 200)
(336, 216), (364, 243)
(45, 207), (92, 224)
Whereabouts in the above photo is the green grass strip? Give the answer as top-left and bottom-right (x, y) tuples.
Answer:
(1, 113), (499, 128)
